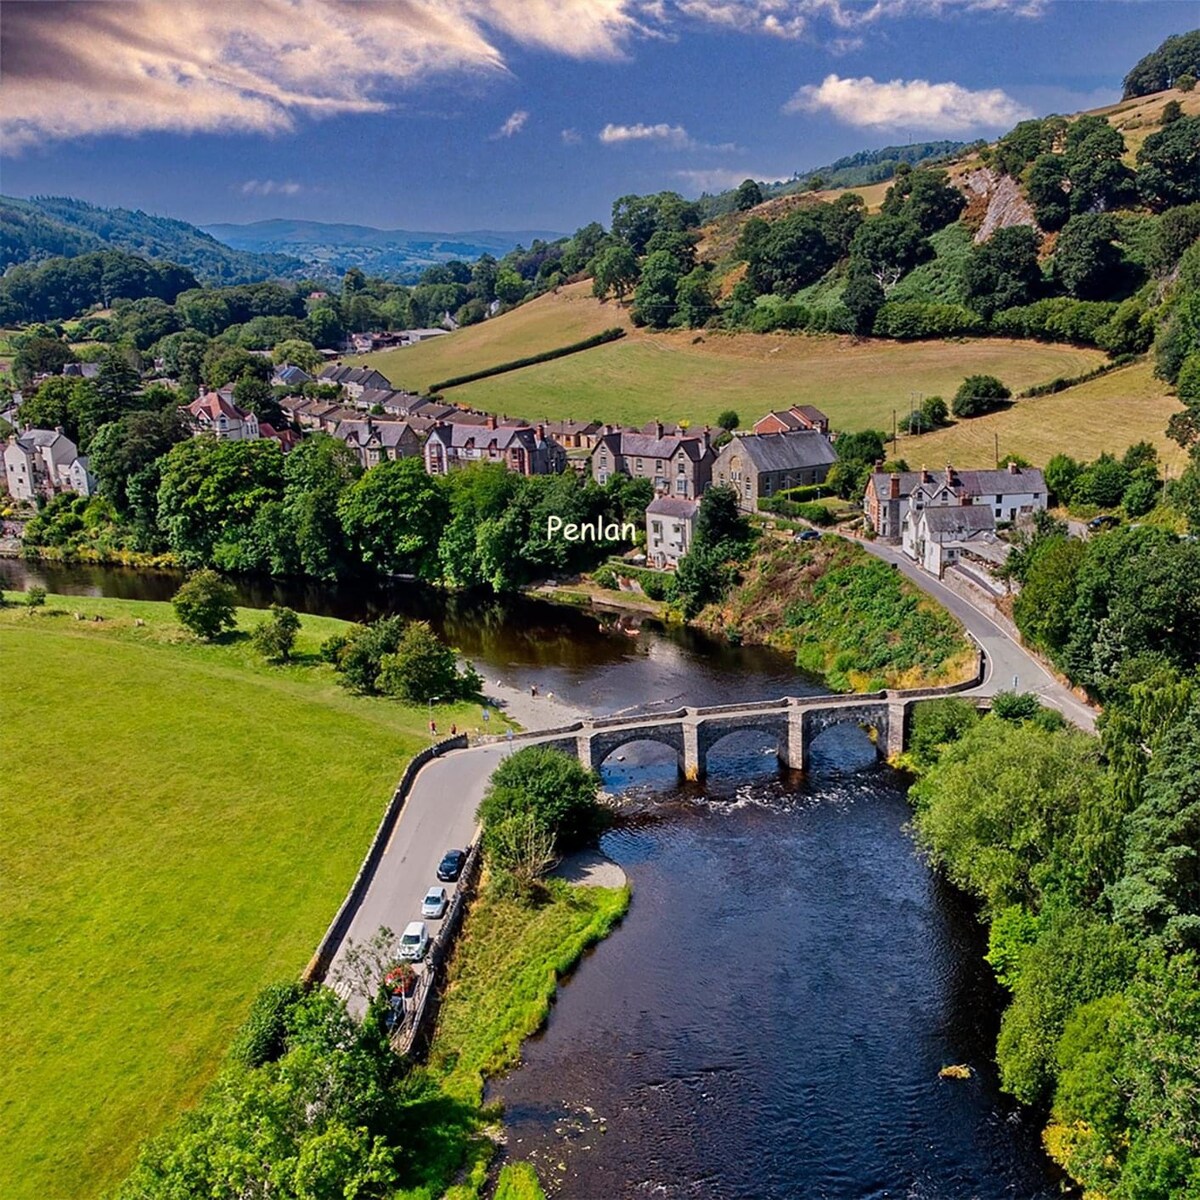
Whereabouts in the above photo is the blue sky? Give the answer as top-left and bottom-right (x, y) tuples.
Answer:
(0, 1), (1191, 234)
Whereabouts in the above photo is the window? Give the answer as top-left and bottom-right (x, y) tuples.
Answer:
(677, 459), (685, 474)
(996, 508), (1002, 518)
(676, 478), (686, 494)
(636, 458), (644, 471)
(657, 460), (664, 472)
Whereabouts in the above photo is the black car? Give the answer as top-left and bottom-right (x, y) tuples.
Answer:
(437, 849), (467, 882)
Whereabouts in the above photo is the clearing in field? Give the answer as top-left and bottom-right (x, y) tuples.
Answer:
(365, 283), (1108, 434)
(0, 596), (497, 1200)
(903, 359), (1185, 470)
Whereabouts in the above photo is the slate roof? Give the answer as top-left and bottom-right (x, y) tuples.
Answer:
(646, 497), (700, 519)
(921, 506), (996, 534)
(427, 422), (553, 452)
(869, 466), (1046, 498)
(319, 364), (391, 390)
(594, 429), (710, 461)
(335, 420), (418, 449)
(187, 392), (250, 422)
(725, 430), (838, 472)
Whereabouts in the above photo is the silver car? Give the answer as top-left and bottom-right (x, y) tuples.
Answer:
(421, 886), (448, 919)
(398, 920), (430, 961)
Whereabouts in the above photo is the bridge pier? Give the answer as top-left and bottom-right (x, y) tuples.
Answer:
(682, 722), (703, 782)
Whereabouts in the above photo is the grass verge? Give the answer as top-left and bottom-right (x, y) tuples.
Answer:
(0, 593), (503, 1200)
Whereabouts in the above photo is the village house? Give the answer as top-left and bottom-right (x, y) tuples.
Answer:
(752, 404), (830, 437)
(591, 423), (714, 499)
(864, 463), (1048, 542)
(62, 362), (101, 380)
(334, 418), (422, 468)
(4, 429), (95, 502)
(712, 429), (839, 513)
(424, 416), (566, 476)
(541, 419), (604, 451)
(184, 392), (260, 441)
(902, 503), (1003, 576)
(645, 496), (700, 569)
(318, 364), (392, 399)
(258, 423), (302, 454)
(271, 363), (312, 389)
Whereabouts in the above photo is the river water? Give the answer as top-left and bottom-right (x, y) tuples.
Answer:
(2, 561), (1062, 1196)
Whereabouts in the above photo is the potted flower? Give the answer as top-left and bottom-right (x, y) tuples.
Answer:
(385, 963), (417, 999)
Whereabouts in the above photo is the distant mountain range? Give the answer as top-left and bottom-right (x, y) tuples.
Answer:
(201, 220), (567, 281)
(0, 195), (303, 285)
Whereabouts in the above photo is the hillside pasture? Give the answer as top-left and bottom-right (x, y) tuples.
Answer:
(902, 359), (1185, 469)
(0, 597), (496, 1200)
(366, 283), (1107, 433)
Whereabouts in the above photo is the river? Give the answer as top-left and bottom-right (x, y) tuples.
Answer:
(2, 561), (1062, 1196)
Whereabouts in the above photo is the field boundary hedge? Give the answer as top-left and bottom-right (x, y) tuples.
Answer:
(428, 327), (625, 392)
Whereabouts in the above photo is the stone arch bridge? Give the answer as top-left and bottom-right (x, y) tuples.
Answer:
(517, 689), (969, 781)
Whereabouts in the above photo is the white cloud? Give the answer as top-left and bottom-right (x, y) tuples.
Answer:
(784, 73), (1031, 131)
(0, 0), (638, 149)
(599, 121), (693, 147)
(240, 179), (303, 197)
(0, 0), (1048, 150)
(493, 109), (529, 138)
(561, 127), (583, 145)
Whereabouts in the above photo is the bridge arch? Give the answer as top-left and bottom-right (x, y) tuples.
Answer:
(588, 725), (687, 777)
(799, 703), (890, 771)
(697, 715), (792, 778)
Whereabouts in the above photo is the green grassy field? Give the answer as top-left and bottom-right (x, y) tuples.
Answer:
(0, 595), (502, 1200)
(905, 359), (1186, 470)
(366, 283), (1108, 433)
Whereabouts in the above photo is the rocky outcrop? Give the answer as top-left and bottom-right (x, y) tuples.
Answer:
(961, 167), (1038, 244)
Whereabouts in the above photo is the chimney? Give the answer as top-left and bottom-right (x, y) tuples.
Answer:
(920, 465), (930, 483)
(1007, 460), (1019, 475)
(702, 424), (711, 449)
(486, 413), (497, 430)
(962, 494), (973, 505)
(945, 463), (954, 481)
(655, 420), (664, 440)
(889, 472), (900, 499)
(536, 423), (545, 441)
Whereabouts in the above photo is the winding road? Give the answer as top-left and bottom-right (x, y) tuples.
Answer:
(855, 537), (1097, 732)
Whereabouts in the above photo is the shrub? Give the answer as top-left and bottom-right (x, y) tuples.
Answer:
(251, 604), (301, 662)
(872, 301), (983, 339)
(909, 697), (981, 767)
(325, 616), (407, 693)
(479, 746), (604, 855)
(952, 374), (1011, 418)
(990, 690), (1045, 722)
(229, 981), (304, 1068)
(25, 586), (47, 608)
(377, 619), (479, 703)
(172, 569), (238, 640)
(592, 565), (619, 590)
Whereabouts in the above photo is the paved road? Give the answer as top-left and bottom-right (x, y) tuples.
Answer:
(855, 537), (1097, 732)
(330, 742), (511, 1007)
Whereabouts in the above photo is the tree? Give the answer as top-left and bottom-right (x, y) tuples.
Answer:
(271, 338), (321, 372)
(88, 407), (189, 512)
(952, 374), (1011, 418)
(1013, 535), (1085, 657)
(920, 395), (948, 426)
(674, 266), (716, 328)
(963, 226), (1042, 318)
(1026, 153), (1070, 230)
(631, 250), (682, 329)
(478, 745), (603, 854)
(494, 268), (527, 307)
(1045, 453), (1082, 504)
(590, 244), (639, 301)
(715, 410), (740, 432)
(734, 178), (764, 211)
(156, 437), (285, 569)
(1122, 31), (1200, 97)
(1179, 72), (1198, 93)
(1074, 453), (1132, 508)
(173, 570), (238, 640)
(843, 271), (885, 334)
(251, 604), (301, 662)
(848, 215), (930, 292)
(880, 168), (965, 235)
(11, 335), (72, 387)
(1161, 99), (1185, 126)
(1137, 116), (1200, 210)
(338, 457), (448, 578)
(1055, 213), (1123, 300)
(377, 620), (474, 703)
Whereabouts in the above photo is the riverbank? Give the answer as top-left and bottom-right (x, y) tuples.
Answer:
(694, 536), (977, 692)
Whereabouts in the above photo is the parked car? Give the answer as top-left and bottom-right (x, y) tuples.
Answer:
(1088, 514), (1119, 530)
(795, 529), (821, 542)
(437, 849), (467, 882)
(422, 886), (448, 919)
(398, 921), (429, 962)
